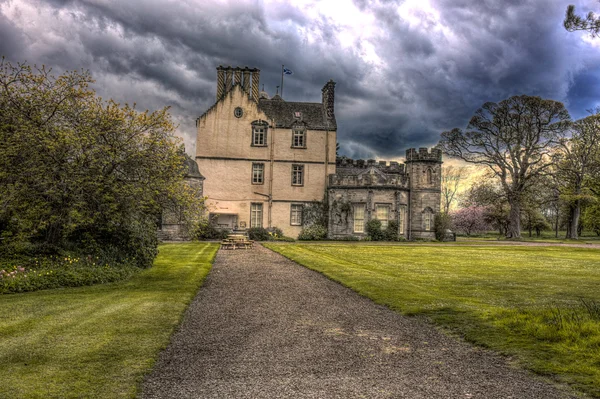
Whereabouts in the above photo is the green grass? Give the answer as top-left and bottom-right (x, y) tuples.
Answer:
(264, 242), (600, 397)
(0, 242), (218, 399)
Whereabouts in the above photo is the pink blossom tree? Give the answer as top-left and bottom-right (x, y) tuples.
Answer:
(451, 206), (491, 236)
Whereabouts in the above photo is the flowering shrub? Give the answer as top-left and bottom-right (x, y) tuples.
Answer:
(451, 206), (491, 236)
(0, 255), (139, 294)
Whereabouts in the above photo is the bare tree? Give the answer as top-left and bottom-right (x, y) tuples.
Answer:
(440, 95), (571, 239)
(441, 165), (469, 214)
(564, 3), (600, 37)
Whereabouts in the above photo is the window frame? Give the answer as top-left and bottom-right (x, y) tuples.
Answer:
(398, 205), (407, 235)
(251, 121), (268, 147)
(251, 163), (264, 185)
(375, 204), (390, 230)
(291, 164), (304, 186)
(423, 208), (433, 231)
(250, 203), (263, 228)
(290, 204), (303, 226)
(291, 128), (307, 149)
(353, 204), (365, 233)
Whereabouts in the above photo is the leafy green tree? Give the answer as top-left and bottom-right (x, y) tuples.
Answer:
(564, 3), (600, 37)
(440, 95), (571, 239)
(0, 59), (195, 266)
(556, 114), (600, 239)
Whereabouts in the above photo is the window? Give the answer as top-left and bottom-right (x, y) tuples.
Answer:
(423, 209), (433, 231)
(354, 205), (365, 233)
(427, 167), (433, 184)
(234, 107), (243, 118)
(250, 203), (263, 228)
(292, 164), (304, 186)
(253, 126), (266, 146)
(376, 205), (390, 229)
(290, 204), (303, 226)
(399, 205), (406, 235)
(292, 129), (306, 148)
(252, 163), (264, 184)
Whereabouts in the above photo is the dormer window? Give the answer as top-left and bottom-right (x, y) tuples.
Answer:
(292, 128), (306, 148)
(251, 120), (268, 147)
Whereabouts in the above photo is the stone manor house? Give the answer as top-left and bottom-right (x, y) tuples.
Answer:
(162, 66), (442, 240)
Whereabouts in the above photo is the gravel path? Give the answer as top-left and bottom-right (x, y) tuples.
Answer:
(141, 244), (580, 399)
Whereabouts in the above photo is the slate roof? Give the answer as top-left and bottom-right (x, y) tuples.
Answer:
(184, 154), (204, 179)
(258, 98), (336, 131)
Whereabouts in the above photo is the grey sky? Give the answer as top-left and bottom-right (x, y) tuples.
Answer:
(1, 0), (599, 160)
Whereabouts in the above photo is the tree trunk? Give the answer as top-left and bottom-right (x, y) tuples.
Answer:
(566, 201), (581, 240)
(506, 198), (521, 239)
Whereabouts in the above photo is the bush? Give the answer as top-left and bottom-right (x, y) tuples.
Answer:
(365, 219), (385, 241)
(247, 227), (270, 241)
(298, 225), (327, 241)
(383, 220), (400, 241)
(195, 219), (229, 240)
(434, 212), (453, 241)
(0, 255), (139, 294)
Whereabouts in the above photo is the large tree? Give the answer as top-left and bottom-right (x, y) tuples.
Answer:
(0, 59), (195, 266)
(564, 3), (600, 36)
(440, 95), (571, 239)
(556, 114), (600, 239)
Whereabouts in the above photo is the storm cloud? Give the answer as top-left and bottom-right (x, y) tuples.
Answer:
(1, 0), (599, 159)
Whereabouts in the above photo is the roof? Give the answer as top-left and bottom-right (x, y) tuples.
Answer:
(258, 98), (336, 131)
(184, 154), (204, 179)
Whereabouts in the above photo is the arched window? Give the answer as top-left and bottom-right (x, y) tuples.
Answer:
(427, 167), (433, 184)
(423, 207), (434, 231)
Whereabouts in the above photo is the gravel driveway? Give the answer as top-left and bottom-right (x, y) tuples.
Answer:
(141, 244), (580, 399)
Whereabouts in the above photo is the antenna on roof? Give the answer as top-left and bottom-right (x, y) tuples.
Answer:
(276, 85), (280, 95)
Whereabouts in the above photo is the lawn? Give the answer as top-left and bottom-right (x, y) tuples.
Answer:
(0, 242), (219, 399)
(264, 242), (600, 397)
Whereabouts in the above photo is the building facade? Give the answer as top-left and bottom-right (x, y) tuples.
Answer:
(194, 66), (442, 239)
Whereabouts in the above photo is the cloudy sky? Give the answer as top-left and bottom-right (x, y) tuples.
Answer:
(1, 0), (599, 160)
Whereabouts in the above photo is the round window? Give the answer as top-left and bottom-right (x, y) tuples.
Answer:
(234, 107), (243, 118)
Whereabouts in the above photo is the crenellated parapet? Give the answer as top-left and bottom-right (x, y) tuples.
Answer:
(336, 157), (406, 173)
(405, 147), (443, 163)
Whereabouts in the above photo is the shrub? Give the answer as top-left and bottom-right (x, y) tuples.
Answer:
(247, 227), (270, 241)
(298, 225), (327, 241)
(365, 219), (385, 241)
(0, 255), (139, 294)
(383, 220), (400, 241)
(434, 212), (453, 241)
(194, 218), (229, 240)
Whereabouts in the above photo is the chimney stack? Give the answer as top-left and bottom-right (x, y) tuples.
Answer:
(322, 79), (336, 119)
(242, 67), (250, 95)
(225, 67), (233, 93)
(216, 66), (225, 100)
(251, 69), (260, 102)
(234, 68), (242, 86)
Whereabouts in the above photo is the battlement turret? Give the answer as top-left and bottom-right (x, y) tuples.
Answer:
(405, 147), (442, 163)
(336, 157), (405, 173)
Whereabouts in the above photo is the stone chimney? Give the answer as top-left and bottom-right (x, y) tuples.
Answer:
(242, 67), (250, 95)
(251, 69), (260, 102)
(216, 66), (260, 101)
(321, 79), (336, 119)
(234, 68), (242, 85)
(216, 66), (225, 100)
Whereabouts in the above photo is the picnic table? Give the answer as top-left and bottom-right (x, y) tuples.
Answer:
(221, 234), (254, 250)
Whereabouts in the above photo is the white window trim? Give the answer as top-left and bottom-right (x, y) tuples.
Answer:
(290, 204), (303, 226)
(353, 204), (365, 233)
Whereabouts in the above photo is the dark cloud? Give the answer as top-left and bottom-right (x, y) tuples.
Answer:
(1, 0), (599, 160)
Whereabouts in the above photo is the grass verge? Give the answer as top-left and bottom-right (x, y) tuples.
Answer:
(0, 242), (219, 399)
(264, 242), (600, 397)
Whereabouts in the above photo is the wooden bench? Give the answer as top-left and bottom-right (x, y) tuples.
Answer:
(221, 235), (254, 250)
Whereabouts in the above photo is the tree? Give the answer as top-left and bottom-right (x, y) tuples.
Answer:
(564, 3), (600, 37)
(461, 177), (509, 235)
(0, 59), (194, 266)
(440, 95), (571, 239)
(441, 165), (469, 214)
(451, 206), (490, 236)
(556, 114), (600, 239)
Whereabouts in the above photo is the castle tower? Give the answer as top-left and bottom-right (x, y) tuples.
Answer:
(405, 147), (443, 239)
